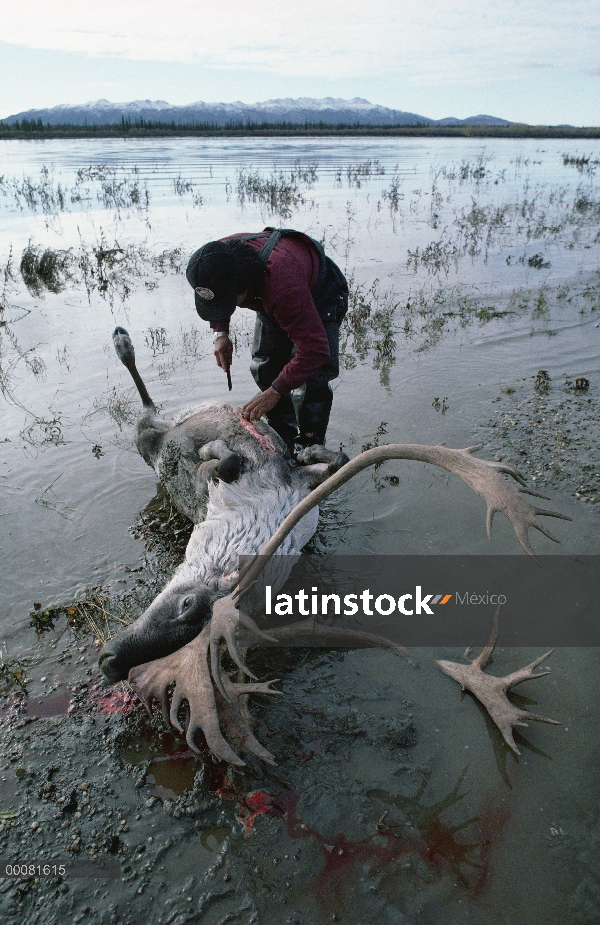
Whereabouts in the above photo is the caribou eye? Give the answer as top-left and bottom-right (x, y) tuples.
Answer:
(182, 596), (194, 610)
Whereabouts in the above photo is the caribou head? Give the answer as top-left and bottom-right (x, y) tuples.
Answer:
(99, 576), (212, 682)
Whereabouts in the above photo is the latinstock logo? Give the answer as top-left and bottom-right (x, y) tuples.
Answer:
(264, 586), (455, 617)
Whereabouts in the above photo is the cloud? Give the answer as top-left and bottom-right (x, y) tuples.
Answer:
(1, 0), (599, 87)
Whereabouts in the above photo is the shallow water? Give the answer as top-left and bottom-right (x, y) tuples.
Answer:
(0, 136), (599, 923)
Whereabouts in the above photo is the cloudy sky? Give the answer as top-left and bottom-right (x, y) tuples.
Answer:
(1, 0), (598, 123)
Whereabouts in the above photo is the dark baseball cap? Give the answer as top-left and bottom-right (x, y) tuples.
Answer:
(185, 241), (239, 321)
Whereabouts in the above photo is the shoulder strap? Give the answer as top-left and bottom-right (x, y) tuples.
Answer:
(236, 228), (328, 294)
(235, 228), (280, 266)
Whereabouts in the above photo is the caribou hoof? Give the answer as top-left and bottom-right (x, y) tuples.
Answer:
(331, 452), (350, 473)
(216, 452), (242, 483)
(113, 326), (135, 363)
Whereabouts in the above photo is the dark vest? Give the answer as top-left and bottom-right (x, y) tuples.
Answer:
(239, 227), (348, 324)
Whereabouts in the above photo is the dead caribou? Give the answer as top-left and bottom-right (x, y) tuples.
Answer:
(99, 327), (570, 766)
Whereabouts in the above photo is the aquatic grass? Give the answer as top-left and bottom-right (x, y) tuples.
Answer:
(173, 176), (203, 207)
(20, 243), (73, 296)
(0, 249), (45, 413)
(178, 325), (206, 360)
(90, 386), (138, 430)
(0, 656), (27, 693)
(407, 238), (460, 276)
(11, 165), (67, 215)
(236, 167), (306, 218)
(381, 171), (404, 223)
(76, 233), (183, 306)
(562, 153), (600, 175)
(20, 416), (64, 447)
(173, 175), (194, 195)
(145, 327), (170, 356)
(97, 168), (150, 214)
(433, 153), (493, 184)
(340, 278), (399, 387)
(29, 589), (127, 642)
(338, 159), (385, 188)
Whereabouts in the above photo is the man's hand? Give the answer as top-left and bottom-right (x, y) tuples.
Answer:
(214, 335), (233, 371)
(242, 387), (281, 421)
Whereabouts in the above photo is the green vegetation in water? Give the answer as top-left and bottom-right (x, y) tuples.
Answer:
(562, 153), (600, 174)
(337, 159), (385, 188)
(89, 385), (138, 430)
(8, 165), (67, 215)
(340, 278), (398, 388)
(381, 171), (404, 215)
(173, 175), (203, 206)
(236, 161), (317, 218)
(96, 168), (149, 214)
(20, 242), (73, 295)
(130, 488), (194, 565)
(0, 657), (28, 693)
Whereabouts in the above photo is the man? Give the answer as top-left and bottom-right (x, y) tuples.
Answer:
(186, 228), (348, 455)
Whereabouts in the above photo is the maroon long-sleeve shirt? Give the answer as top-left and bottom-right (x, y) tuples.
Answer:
(210, 233), (330, 395)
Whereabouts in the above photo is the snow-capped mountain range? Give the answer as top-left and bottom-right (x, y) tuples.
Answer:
(3, 97), (513, 127)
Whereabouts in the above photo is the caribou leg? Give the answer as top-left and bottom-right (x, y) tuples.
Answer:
(113, 326), (155, 411)
(196, 440), (243, 484)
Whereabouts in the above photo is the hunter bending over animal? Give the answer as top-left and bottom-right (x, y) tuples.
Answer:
(99, 327), (569, 766)
(186, 227), (348, 455)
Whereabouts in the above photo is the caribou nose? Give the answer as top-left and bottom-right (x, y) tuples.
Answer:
(98, 645), (129, 683)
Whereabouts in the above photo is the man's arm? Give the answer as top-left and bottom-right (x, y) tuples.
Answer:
(268, 283), (331, 395)
(210, 320), (233, 371)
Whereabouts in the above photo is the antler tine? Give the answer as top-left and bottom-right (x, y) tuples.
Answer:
(519, 486), (552, 500)
(200, 441), (570, 763)
(486, 504), (498, 540)
(513, 522), (538, 560)
(473, 604), (501, 669)
(531, 521), (560, 544)
(129, 627), (247, 767)
(518, 711), (562, 727)
(502, 649), (554, 687)
(209, 595), (277, 702)
(225, 678), (283, 698)
(218, 675), (280, 764)
(533, 506), (572, 521)
(492, 460), (528, 486)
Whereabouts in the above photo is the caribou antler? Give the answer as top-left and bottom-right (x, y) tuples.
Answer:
(129, 616), (401, 765)
(129, 623), (281, 766)
(210, 443), (570, 695)
(132, 443), (568, 765)
(436, 606), (561, 755)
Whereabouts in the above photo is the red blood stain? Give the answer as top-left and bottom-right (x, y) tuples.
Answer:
(237, 415), (276, 452)
(101, 701), (509, 910)
(210, 779), (510, 913)
(236, 790), (276, 833)
(93, 688), (139, 715)
(25, 694), (71, 717)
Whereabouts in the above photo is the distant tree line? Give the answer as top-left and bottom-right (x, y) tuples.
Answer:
(1, 118), (599, 139)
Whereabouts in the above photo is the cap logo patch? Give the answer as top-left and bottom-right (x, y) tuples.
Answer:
(195, 287), (214, 300)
